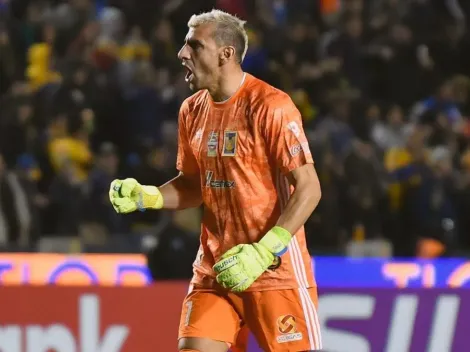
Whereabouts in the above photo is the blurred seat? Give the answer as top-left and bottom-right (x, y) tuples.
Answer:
(37, 236), (81, 253)
(346, 238), (393, 258)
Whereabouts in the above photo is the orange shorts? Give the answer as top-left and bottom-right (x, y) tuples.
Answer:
(178, 286), (322, 352)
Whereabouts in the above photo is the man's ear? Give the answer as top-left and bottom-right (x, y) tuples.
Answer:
(219, 46), (236, 64)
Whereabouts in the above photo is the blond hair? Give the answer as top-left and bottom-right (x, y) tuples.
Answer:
(188, 9), (249, 63)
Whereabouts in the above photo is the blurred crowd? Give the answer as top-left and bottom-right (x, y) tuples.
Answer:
(1, 0), (470, 276)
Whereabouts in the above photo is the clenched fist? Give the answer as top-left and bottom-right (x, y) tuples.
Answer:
(109, 178), (163, 213)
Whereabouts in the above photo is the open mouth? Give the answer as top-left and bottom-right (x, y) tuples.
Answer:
(184, 65), (194, 82)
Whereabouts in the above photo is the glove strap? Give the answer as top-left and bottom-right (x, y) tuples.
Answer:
(259, 226), (292, 256)
(140, 186), (164, 210)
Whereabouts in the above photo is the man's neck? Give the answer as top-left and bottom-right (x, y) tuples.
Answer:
(209, 67), (245, 103)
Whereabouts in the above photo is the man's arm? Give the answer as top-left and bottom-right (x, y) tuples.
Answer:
(110, 99), (204, 213)
(260, 95), (321, 234)
(212, 163), (321, 292)
(276, 164), (321, 234)
(158, 171), (202, 210)
(161, 98), (202, 210)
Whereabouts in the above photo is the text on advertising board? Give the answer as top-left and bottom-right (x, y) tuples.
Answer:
(3, 254), (470, 287)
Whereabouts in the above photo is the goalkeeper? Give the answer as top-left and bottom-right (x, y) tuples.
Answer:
(109, 9), (322, 352)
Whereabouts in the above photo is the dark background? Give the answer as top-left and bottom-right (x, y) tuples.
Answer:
(1, 0), (470, 278)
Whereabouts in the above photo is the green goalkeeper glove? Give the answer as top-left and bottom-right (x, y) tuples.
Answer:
(213, 226), (292, 292)
(109, 178), (163, 213)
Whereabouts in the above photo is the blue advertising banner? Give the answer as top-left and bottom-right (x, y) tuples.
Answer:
(313, 257), (470, 288)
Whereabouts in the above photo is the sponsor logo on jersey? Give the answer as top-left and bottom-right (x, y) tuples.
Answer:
(205, 171), (235, 188)
(289, 142), (311, 157)
(276, 314), (303, 343)
(222, 131), (237, 156)
(207, 131), (218, 157)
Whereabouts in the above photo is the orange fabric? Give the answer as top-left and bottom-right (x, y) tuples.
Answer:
(179, 288), (321, 352)
(176, 73), (315, 291)
(179, 289), (242, 344)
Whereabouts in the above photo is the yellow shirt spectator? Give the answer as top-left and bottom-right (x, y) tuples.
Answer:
(26, 43), (61, 90)
(48, 137), (92, 182)
(385, 147), (413, 211)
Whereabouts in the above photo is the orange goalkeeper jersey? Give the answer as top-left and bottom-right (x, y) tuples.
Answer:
(176, 73), (316, 291)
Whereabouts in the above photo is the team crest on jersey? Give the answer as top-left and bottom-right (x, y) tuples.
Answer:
(222, 131), (237, 156)
(207, 131), (218, 157)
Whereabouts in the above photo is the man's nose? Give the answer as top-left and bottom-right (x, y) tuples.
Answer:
(177, 44), (190, 61)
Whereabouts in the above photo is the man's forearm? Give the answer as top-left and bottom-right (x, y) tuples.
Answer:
(275, 184), (321, 235)
(158, 172), (202, 210)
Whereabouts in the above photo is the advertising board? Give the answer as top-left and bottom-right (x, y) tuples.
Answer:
(0, 284), (188, 352)
(316, 288), (465, 352)
(0, 254), (150, 286)
(3, 253), (470, 288)
(0, 285), (468, 352)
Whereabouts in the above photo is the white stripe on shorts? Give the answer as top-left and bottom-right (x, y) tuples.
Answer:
(277, 171), (322, 350)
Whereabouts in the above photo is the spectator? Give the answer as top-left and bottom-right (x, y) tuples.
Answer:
(146, 208), (200, 280)
(326, 13), (367, 91)
(372, 105), (411, 151)
(151, 19), (178, 70)
(242, 29), (268, 80)
(0, 27), (17, 95)
(409, 146), (457, 258)
(47, 113), (93, 183)
(314, 97), (355, 159)
(26, 23), (61, 91)
(0, 100), (37, 167)
(83, 142), (123, 237)
(0, 153), (33, 247)
(367, 22), (423, 107)
(344, 138), (386, 239)
(47, 162), (85, 239)
(456, 149), (470, 249)
(52, 63), (92, 117)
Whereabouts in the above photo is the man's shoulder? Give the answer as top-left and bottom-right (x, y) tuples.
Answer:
(245, 74), (294, 110)
(180, 90), (208, 115)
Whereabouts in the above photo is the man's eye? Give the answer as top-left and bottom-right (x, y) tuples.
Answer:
(188, 41), (202, 50)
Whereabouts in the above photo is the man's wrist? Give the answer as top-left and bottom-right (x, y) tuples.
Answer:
(259, 226), (292, 256)
(141, 185), (164, 209)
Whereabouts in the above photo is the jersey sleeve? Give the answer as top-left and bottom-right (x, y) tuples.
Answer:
(262, 96), (314, 175)
(176, 101), (199, 175)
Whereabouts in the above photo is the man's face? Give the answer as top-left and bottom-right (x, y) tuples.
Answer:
(439, 83), (454, 101)
(178, 24), (221, 91)
(387, 106), (403, 126)
(346, 17), (362, 38)
(99, 152), (118, 173)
